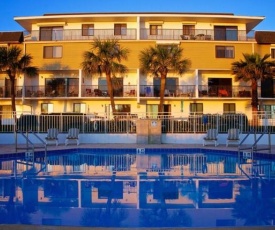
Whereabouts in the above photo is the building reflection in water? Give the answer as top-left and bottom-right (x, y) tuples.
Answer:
(0, 150), (274, 228)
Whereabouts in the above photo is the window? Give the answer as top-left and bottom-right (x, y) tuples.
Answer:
(45, 78), (78, 96)
(214, 26), (238, 41)
(223, 103), (236, 114)
(150, 25), (162, 35)
(43, 46), (62, 58)
(40, 27), (63, 41)
(182, 25), (195, 35)
(114, 24), (127, 36)
(271, 48), (275, 59)
(216, 46), (234, 58)
(82, 24), (94, 36)
(190, 103), (203, 115)
(73, 103), (86, 113)
(146, 104), (159, 118)
(114, 104), (131, 113)
(41, 103), (53, 113)
(263, 105), (275, 118)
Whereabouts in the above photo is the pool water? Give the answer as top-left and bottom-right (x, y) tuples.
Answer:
(0, 148), (274, 228)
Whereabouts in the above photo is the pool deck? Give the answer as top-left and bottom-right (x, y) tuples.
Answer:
(0, 143), (275, 155)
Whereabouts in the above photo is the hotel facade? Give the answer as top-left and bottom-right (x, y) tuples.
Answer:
(0, 12), (275, 120)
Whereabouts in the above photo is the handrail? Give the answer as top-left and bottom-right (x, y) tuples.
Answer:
(15, 130), (35, 152)
(238, 128), (271, 180)
(15, 130), (48, 173)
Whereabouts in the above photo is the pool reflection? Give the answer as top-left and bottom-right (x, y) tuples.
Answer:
(0, 150), (274, 228)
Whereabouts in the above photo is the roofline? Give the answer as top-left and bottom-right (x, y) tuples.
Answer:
(14, 12), (265, 20)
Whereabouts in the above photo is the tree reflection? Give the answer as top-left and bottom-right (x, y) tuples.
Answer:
(232, 179), (275, 226)
(140, 208), (191, 227)
(81, 200), (127, 227)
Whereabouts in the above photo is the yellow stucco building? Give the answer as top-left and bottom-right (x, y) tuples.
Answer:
(1, 12), (275, 119)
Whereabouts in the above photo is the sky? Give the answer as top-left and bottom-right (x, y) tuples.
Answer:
(1, 0), (275, 32)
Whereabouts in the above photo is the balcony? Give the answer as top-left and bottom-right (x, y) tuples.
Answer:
(0, 85), (269, 99)
(139, 85), (196, 97)
(139, 29), (252, 41)
(26, 28), (254, 42)
(198, 85), (252, 98)
(28, 29), (137, 41)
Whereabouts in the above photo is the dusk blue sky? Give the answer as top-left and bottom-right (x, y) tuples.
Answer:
(1, 0), (274, 31)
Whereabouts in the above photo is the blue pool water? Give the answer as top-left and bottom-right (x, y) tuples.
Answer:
(0, 148), (274, 228)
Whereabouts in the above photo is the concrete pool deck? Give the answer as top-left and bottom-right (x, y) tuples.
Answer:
(0, 143), (274, 155)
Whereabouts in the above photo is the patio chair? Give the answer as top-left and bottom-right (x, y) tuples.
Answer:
(45, 128), (59, 146)
(226, 128), (240, 147)
(203, 128), (219, 146)
(65, 128), (80, 146)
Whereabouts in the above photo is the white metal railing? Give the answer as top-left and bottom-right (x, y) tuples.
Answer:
(0, 111), (275, 134)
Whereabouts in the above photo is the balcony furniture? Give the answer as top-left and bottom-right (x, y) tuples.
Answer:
(36, 90), (44, 97)
(164, 89), (172, 96)
(94, 89), (103, 96)
(145, 86), (152, 96)
(205, 35), (211, 40)
(68, 90), (78, 97)
(195, 34), (205, 40)
(226, 128), (240, 147)
(208, 87), (218, 97)
(65, 128), (80, 146)
(125, 89), (136, 96)
(50, 90), (56, 97)
(16, 89), (23, 97)
(85, 88), (92, 96)
(199, 90), (208, 97)
(181, 34), (196, 40)
(45, 128), (59, 146)
(218, 89), (229, 97)
(203, 128), (219, 147)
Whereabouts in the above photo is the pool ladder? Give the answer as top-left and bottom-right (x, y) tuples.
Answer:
(237, 128), (272, 180)
(15, 130), (48, 175)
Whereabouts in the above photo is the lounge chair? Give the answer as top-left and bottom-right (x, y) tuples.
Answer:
(45, 128), (59, 146)
(203, 128), (219, 146)
(65, 128), (80, 146)
(226, 128), (240, 147)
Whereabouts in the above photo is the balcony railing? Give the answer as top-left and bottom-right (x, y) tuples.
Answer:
(139, 85), (196, 97)
(198, 85), (252, 98)
(29, 29), (137, 41)
(0, 85), (270, 99)
(140, 29), (253, 41)
(1, 111), (275, 134)
(26, 29), (254, 41)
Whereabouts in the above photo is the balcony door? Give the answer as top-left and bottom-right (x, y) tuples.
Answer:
(40, 26), (63, 41)
(153, 77), (178, 96)
(214, 26), (238, 41)
(261, 78), (274, 98)
(208, 78), (232, 97)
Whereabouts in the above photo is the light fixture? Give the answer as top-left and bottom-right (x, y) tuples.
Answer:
(41, 76), (43, 79)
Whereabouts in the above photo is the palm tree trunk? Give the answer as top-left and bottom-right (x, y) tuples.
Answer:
(159, 74), (167, 114)
(251, 80), (258, 112)
(251, 80), (258, 126)
(106, 73), (116, 114)
(10, 76), (16, 113)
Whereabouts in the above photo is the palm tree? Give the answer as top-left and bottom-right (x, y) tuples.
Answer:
(0, 46), (38, 113)
(82, 38), (129, 114)
(231, 53), (275, 112)
(139, 45), (191, 113)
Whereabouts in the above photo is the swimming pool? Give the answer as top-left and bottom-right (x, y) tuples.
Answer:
(0, 148), (274, 228)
